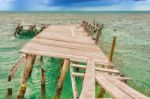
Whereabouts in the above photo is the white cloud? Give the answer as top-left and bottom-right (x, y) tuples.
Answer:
(69, 0), (150, 11)
(131, 0), (150, 11)
(18, 0), (60, 11)
(0, 0), (13, 10)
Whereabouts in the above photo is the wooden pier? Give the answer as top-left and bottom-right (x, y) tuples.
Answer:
(8, 21), (148, 99)
(14, 23), (50, 36)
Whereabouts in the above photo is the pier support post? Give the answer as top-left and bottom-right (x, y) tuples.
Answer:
(95, 29), (101, 45)
(17, 54), (36, 98)
(7, 76), (12, 99)
(40, 56), (46, 99)
(97, 86), (105, 98)
(54, 59), (70, 99)
(41, 68), (46, 99)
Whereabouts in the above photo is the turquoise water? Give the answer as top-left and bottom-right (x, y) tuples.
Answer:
(0, 11), (150, 98)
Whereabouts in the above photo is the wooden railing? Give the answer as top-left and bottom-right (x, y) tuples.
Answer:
(81, 20), (104, 45)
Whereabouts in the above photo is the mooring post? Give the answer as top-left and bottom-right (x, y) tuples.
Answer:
(109, 36), (117, 62)
(54, 59), (70, 99)
(17, 54), (36, 98)
(7, 76), (12, 99)
(41, 68), (46, 99)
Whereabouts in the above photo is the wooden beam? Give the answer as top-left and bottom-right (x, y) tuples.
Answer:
(70, 63), (87, 69)
(95, 67), (120, 74)
(112, 76), (132, 81)
(17, 54), (36, 98)
(72, 72), (85, 77)
(70, 66), (79, 99)
(9, 56), (25, 81)
(54, 59), (70, 99)
(79, 60), (95, 99)
(7, 56), (25, 99)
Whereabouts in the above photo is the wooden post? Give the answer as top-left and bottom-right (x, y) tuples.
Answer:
(7, 76), (12, 99)
(41, 69), (46, 99)
(85, 22), (87, 33)
(54, 59), (70, 99)
(40, 56), (43, 64)
(109, 36), (117, 62)
(83, 21), (85, 29)
(81, 21), (84, 26)
(17, 54), (36, 98)
(14, 23), (20, 36)
(93, 19), (95, 25)
(95, 24), (104, 45)
(95, 29), (101, 45)
(39, 56), (46, 99)
(56, 59), (64, 84)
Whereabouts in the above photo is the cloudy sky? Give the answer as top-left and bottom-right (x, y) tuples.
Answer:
(0, 0), (150, 11)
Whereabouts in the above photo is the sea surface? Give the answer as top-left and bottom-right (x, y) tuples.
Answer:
(0, 11), (150, 98)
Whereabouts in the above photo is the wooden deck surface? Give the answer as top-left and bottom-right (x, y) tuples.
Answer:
(96, 72), (148, 99)
(20, 25), (110, 65)
(19, 24), (148, 99)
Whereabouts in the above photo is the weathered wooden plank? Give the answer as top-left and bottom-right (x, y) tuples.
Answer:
(71, 59), (115, 67)
(41, 25), (88, 37)
(112, 76), (132, 81)
(20, 48), (110, 66)
(79, 59), (95, 99)
(32, 37), (101, 52)
(95, 67), (120, 74)
(96, 72), (132, 99)
(20, 42), (107, 60)
(109, 77), (148, 99)
(37, 34), (95, 45)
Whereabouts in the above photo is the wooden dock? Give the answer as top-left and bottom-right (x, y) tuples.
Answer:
(9, 21), (148, 99)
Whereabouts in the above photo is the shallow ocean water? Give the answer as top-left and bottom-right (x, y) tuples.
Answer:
(0, 11), (150, 98)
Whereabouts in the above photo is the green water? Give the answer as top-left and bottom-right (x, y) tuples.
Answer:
(0, 11), (150, 98)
